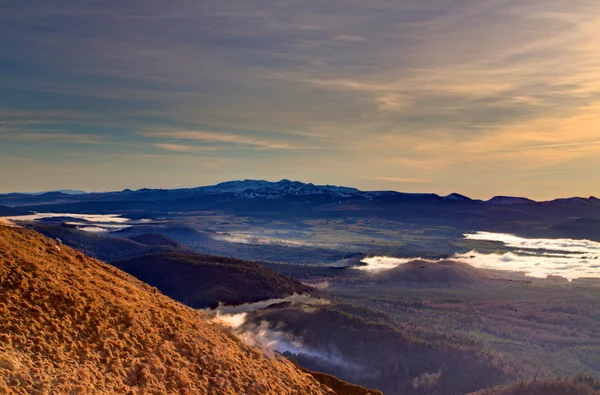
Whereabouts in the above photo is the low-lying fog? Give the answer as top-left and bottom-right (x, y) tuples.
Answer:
(4, 213), (131, 223)
(1, 213), (148, 233)
(211, 232), (311, 247)
(357, 232), (600, 280)
(206, 295), (356, 369)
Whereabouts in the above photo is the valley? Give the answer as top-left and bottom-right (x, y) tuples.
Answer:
(2, 180), (600, 394)
(5, 0), (600, 392)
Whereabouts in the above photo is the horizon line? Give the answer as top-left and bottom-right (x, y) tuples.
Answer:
(1, 178), (598, 203)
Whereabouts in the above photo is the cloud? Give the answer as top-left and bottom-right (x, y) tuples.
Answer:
(354, 256), (415, 272)
(210, 294), (329, 315)
(464, 232), (600, 255)
(334, 34), (366, 42)
(2, 0), (600, 196)
(363, 176), (431, 184)
(208, 295), (357, 369)
(454, 249), (600, 281)
(356, 232), (600, 280)
(141, 130), (316, 150)
(153, 143), (195, 152)
(153, 143), (219, 152)
(211, 232), (310, 246)
(5, 213), (131, 223)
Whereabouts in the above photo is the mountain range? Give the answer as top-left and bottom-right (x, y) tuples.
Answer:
(0, 179), (598, 207)
(3, 179), (600, 251)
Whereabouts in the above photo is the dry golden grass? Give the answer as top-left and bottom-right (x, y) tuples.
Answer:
(0, 226), (338, 395)
(0, 219), (15, 227)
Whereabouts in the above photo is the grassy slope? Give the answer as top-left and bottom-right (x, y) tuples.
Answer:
(0, 226), (341, 394)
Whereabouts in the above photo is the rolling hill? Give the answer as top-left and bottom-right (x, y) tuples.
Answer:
(0, 206), (27, 216)
(112, 252), (314, 308)
(0, 225), (379, 394)
(27, 224), (190, 262)
(375, 259), (495, 287)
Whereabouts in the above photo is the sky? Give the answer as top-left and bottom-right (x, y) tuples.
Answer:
(1, 0), (600, 199)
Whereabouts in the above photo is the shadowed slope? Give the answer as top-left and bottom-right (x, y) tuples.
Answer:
(0, 226), (337, 394)
(27, 224), (190, 262)
(112, 252), (313, 308)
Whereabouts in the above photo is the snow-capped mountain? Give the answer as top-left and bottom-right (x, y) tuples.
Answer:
(195, 179), (363, 199)
(196, 180), (276, 194)
(442, 193), (472, 201)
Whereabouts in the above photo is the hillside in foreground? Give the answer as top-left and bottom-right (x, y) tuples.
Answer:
(112, 252), (314, 308)
(0, 226), (378, 394)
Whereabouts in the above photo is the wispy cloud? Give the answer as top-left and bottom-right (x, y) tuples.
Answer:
(141, 130), (316, 150)
(153, 143), (219, 152)
(334, 34), (366, 42)
(363, 176), (431, 184)
(1, 0), (600, 197)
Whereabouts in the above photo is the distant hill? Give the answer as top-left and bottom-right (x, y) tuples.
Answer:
(3, 178), (599, 209)
(3, 180), (600, 245)
(29, 224), (314, 308)
(486, 196), (536, 205)
(112, 252), (314, 308)
(469, 377), (600, 395)
(0, 191), (76, 206)
(5, 180), (600, 249)
(548, 217), (600, 241)
(126, 233), (187, 248)
(375, 259), (494, 287)
(0, 226), (360, 394)
(27, 224), (189, 262)
(49, 189), (87, 195)
(26, 189), (87, 195)
(22, 223), (353, 265)
(113, 224), (215, 244)
(0, 205), (28, 216)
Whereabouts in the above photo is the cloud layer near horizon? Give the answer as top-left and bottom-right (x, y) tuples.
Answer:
(1, 0), (600, 197)
(358, 232), (600, 280)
